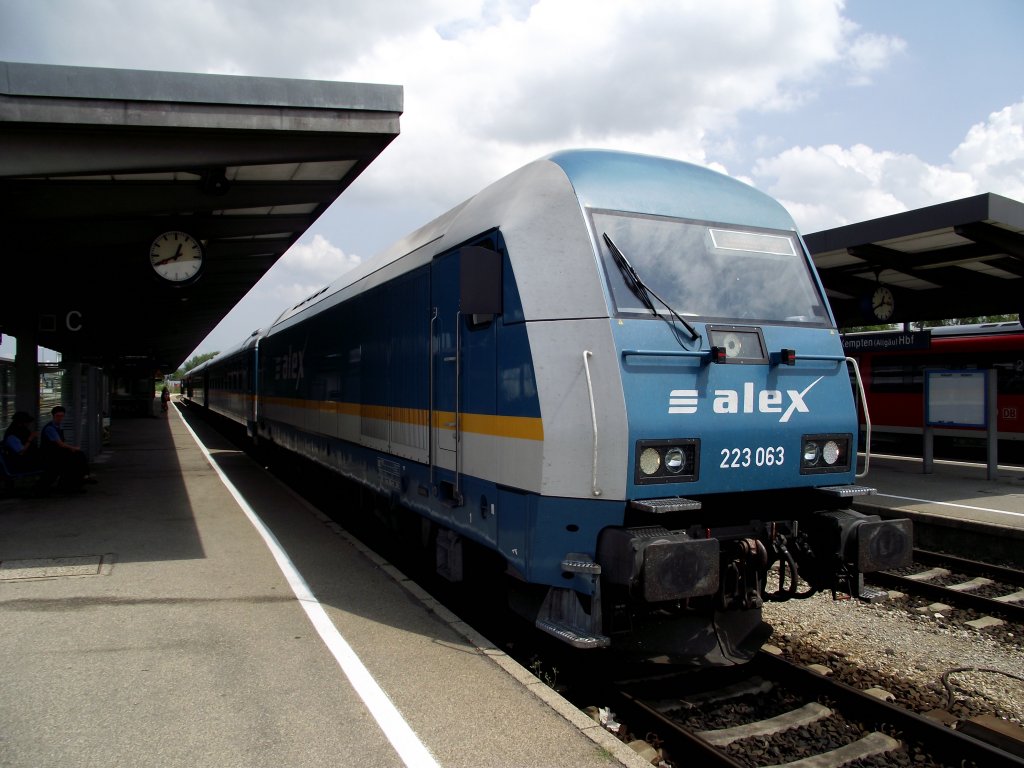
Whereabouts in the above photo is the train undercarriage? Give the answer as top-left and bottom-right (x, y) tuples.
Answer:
(520, 493), (913, 666)
(258, 434), (913, 667)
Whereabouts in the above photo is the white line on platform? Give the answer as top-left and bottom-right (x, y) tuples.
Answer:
(177, 411), (441, 768)
(873, 493), (1024, 520)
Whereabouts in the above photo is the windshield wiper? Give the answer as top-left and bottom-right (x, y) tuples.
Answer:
(602, 232), (699, 343)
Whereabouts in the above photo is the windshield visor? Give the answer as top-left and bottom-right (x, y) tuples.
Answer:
(593, 210), (829, 325)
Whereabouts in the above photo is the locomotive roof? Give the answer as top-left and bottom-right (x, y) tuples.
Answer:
(547, 149), (796, 231)
(266, 150), (801, 332)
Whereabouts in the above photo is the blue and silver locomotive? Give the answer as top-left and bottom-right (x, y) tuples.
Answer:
(185, 150), (911, 665)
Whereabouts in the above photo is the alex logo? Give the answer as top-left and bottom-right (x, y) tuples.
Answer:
(669, 377), (823, 423)
(274, 344), (305, 383)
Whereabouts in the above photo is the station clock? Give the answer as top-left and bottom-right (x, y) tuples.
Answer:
(871, 285), (895, 322)
(150, 231), (204, 284)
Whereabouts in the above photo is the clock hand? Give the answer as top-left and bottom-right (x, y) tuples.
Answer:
(153, 243), (185, 267)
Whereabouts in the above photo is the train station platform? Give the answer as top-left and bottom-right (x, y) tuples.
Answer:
(4, 417), (1023, 768)
(0, 407), (649, 768)
(853, 453), (1024, 564)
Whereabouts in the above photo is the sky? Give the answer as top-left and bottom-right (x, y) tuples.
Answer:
(1, 0), (1022, 366)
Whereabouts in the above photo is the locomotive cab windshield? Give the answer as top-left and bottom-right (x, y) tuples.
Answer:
(593, 209), (828, 326)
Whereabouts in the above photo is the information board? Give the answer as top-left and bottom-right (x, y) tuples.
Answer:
(925, 370), (988, 428)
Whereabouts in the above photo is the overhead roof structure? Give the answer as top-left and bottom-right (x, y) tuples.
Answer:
(805, 193), (1024, 328)
(0, 61), (402, 373)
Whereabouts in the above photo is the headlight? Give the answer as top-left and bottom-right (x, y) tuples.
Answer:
(800, 434), (852, 474)
(822, 440), (841, 465)
(664, 447), (686, 474)
(635, 439), (699, 484)
(639, 447), (661, 476)
(802, 441), (821, 465)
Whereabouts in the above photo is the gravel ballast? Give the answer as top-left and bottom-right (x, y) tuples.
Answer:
(762, 591), (1024, 725)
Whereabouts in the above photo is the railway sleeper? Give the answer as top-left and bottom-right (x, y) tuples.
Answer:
(759, 731), (901, 768)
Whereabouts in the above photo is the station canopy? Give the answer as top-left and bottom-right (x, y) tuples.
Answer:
(0, 61), (402, 374)
(805, 193), (1024, 328)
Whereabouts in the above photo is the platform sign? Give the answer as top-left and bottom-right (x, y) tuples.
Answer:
(923, 369), (998, 478)
(842, 330), (930, 353)
(925, 370), (987, 428)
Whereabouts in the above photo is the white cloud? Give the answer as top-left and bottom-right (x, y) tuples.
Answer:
(258, 235), (362, 311)
(844, 32), (907, 85)
(951, 101), (1024, 201)
(329, 0), (855, 207)
(279, 234), (362, 282)
(752, 100), (1024, 233)
(753, 144), (915, 229)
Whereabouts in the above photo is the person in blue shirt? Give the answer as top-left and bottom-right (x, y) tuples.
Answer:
(2, 411), (40, 473)
(40, 405), (95, 489)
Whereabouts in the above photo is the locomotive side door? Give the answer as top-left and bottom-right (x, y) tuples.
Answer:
(431, 251), (460, 465)
(430, 245), (503, 504)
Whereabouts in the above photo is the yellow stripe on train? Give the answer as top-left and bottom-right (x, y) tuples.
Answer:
(262, 396), (544, 441)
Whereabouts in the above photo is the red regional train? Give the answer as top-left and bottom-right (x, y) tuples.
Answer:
(843, 321), (1024, 460)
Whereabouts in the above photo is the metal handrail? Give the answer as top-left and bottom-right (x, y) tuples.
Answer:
(583, 350), (601, 497)
(622, 348), (847, 364)
(847, 356), (872, 477)
(454, 310), (462, 499)
(621, 348), (708, 360)
(252, 335), (261, 430)
(428, 308), (437, 485)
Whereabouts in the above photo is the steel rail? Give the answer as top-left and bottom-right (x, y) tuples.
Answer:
(755, 652), (1024, 768)
(911, 549), (1024, 586)
(870, 570), (1024, 623)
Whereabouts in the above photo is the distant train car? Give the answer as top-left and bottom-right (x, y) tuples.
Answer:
(200, 332), (260, 432)
(844, 321), (1024, 450)
(187, 150), (911, 665)
(181, 359), (206, 409)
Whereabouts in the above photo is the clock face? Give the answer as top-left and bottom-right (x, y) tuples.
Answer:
(871, 285), (895, 321)
(150, 231), (203, 283)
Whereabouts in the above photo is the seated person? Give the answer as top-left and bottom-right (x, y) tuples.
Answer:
(3, 411), (41, 474)
(40, 405), (95, 489)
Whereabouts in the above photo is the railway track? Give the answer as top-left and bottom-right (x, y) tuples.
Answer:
(868, 549), (1024, 628)
(612, 651), (1024, 768)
